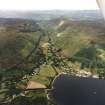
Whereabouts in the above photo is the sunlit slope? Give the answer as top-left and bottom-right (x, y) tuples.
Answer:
(44, 18), (105, 57)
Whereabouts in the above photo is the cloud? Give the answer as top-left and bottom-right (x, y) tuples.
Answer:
(0, 0), (99, 10)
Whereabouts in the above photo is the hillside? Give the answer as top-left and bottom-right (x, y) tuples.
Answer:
(0, 18), (42, 69)
(41, 18), (105, 57)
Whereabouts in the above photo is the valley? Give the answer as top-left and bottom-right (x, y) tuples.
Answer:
(0, 10), (105, 105)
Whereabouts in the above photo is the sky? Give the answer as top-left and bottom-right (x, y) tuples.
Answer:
(0, 0), (99, 11)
